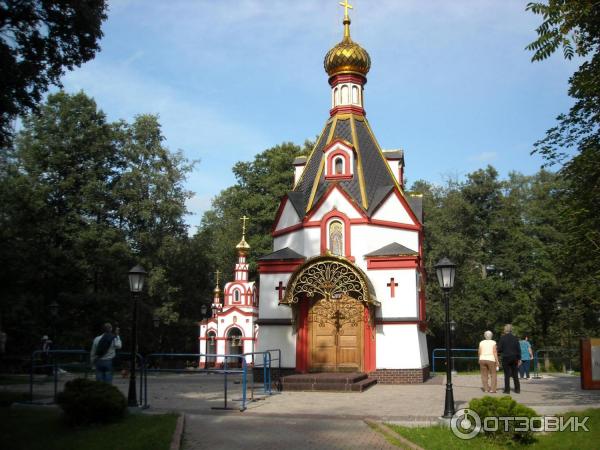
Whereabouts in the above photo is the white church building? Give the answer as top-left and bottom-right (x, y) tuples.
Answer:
(198, 5), (429, 383)
(253, 7), (430, 383)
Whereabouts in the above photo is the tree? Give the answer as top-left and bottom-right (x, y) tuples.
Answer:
(196, 141), (311, 280)
(527, 1), (600, 338)
(0, 0), (108, 147)
(0, 92), (200, 354)
(415, 168), (565, 354)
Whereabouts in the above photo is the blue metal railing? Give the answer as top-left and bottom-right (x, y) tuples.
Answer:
(431, 348), (478, 374)
(143, 352), (248, 411)
(29, 349), (144, 403)
(28, 348), (281, 412)
(142, 350), (279, 411)
(264, 349), (282, 391)
(532, 348), (579, 378)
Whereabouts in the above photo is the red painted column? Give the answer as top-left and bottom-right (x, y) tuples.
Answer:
(295, 300), (309, 373)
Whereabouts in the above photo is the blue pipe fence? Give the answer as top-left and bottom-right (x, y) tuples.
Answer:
(532, 348), (579, 378)
(28, 348), (281, 412)
(142, 350), (280, 411)
(142, 352), (249, 411)
(431, 348), (479, 374)
(431, 347), (580, 376)
(29, 349), (144, 403)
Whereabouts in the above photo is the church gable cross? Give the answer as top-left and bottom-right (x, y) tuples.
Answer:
(387, 277), (398, 298)
(275, 281), (286, 301)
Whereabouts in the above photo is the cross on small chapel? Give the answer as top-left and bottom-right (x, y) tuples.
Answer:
(339, 0), (353, 18)
(214, 270), (221, 287)
(275, 281), (286, 301)
(240, 215), (249, 236)
(387, 277), (398, 298)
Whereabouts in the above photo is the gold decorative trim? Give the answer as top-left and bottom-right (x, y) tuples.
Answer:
(312, 295), (364, 331)
(293, 120), (331, 190)
(281, 255), (378, 306)
(306, 116), (338, 212)
(350, 115), (368, 209)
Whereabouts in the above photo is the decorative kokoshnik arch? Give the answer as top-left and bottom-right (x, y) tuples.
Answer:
(280, 254), (378, 305)
(280, 255), (380, 329)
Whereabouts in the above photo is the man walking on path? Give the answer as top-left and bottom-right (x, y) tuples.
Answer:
(498, 324), (521, 394)
(90, 323), (121, 383)
(519, 335), (533, 379)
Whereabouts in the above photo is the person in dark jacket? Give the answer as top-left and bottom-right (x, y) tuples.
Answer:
(497, 324), (521, 393)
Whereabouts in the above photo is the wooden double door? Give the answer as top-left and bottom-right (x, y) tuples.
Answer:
(308, 296), (364, 372)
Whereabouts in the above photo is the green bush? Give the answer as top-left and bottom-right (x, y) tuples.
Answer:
(468, 395), (538, 444)
(56, 378), (127, 425)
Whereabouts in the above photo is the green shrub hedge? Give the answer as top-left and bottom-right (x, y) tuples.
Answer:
(56, 378), (127, 425)
(468, 395), (538, 444)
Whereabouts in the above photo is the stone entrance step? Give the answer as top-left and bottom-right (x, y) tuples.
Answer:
(281, 372), (377, 392)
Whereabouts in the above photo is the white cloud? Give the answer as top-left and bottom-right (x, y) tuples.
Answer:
(469, 151), (498, 163)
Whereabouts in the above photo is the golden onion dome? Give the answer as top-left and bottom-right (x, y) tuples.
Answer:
(324, 17), (371, 77)
(236, 236), (250, 252)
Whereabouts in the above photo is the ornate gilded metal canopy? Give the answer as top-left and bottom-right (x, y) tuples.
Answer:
(280, 254), (379, 306)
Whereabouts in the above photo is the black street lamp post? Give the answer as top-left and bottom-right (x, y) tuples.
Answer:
(128, 264), (146, 407)
(49, 301), (59, 347)
(435, 257), (457, 419)
(449, 320), (457, 375)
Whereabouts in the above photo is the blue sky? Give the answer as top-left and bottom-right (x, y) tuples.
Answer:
(61, 0), (579, 230)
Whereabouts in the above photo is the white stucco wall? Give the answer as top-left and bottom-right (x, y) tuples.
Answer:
(371, 193), (415, 225)
(310, 187), (363, 221)
(418, 330), (429, 367)
(376, 324), (425, 369)
(273, 227), (320, 257)
(368, 268), (418, 318)
(256, 325), (296, 367)
(351, 225), (418, 271)
(258, 273), (293, 319)
(274, 199), (301, 231)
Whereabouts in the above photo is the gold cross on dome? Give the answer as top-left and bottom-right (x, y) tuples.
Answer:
(339, 0), (353, 18)
(214, 270), (221, 286)
(240, 215), (249, 236)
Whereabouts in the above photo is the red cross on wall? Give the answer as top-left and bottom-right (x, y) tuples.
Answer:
(387, 278), (398, 298)
(275, 281), (286, 301)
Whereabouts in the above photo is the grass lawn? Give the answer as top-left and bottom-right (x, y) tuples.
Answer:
(0, 408), (178, 450)
(0, 374), (40, 384)
(0, 391), (30, 406)
(385, 409), (599, 450)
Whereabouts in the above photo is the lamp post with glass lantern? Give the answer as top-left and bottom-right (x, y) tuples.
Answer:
(127, 264), (146, 407)
(435, 257), (457, 419)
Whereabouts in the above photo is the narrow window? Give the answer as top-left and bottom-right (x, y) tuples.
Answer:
(341, 85), (349, 104)
(329, 221), (344, 256)
(234, 290), (240, 302)
(352, 85), (359, 104)
(334, 157), (344, 174)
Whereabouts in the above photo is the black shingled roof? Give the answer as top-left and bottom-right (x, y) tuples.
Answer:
(289, 115), (413, 218)
(258, 247), (305, 261)
(364, 242), (418, 257)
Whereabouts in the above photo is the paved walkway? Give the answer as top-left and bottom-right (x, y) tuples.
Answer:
(6, 371), (600, 449)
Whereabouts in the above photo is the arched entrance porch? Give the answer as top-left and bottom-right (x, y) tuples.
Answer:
(280, 255), (379, 373)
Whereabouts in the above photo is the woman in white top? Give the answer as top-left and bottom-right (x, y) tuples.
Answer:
(478, 330), (500, 393)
